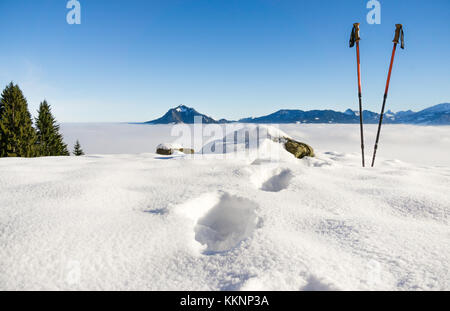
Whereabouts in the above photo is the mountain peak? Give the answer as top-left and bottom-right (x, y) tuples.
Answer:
(174, 105), (192, 112)
(344, 109), (356, 115)
(146, 105), (218, 124)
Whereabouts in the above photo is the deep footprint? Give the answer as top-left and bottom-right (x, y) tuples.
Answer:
(261, 169), (294, 192)
(194, 193), (260, 254)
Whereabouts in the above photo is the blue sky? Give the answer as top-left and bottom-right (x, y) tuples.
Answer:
(0, 0), (448, 122)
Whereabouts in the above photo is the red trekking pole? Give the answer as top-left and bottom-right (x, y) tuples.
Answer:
(350, 23), (365, 167)
(371, 24), (405, 167)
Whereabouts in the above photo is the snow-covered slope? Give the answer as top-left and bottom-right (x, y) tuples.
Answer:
(0, 126), (449, 290)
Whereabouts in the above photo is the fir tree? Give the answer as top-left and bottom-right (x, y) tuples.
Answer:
(35, 100), (69, 156)
(0, 82), (37, 157)
(73, 140), (84, 156)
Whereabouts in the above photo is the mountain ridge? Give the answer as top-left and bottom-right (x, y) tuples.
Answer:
(144, 103), (450, 125)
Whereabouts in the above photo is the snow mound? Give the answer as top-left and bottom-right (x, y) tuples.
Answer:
(201, 124), (292, 155)
(194, 193), (260, 253)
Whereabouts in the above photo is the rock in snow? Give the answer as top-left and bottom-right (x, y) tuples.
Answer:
(284, 138), (315, 159)
(156, 143), (195, 155)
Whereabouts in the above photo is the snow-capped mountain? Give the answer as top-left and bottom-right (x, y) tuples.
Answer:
(145, 105), (219, 124)
(238, 103), (450, 125)
(401, 103), (450, 125)
(239, 109), (384, 124)
(419, 103), (450, 113)
(144, 103), (450, 125)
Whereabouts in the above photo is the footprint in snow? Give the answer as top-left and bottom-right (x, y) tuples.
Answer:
(176, 192), (261, 254)
(250, 161), (295, 192)
(302, 275), (338, 291)
(260, 169), (294, 192)
(194, 193), (261, 254)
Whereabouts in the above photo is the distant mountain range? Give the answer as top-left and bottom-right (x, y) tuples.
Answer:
(144, 103), (450, 125)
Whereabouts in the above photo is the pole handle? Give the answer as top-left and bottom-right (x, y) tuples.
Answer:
(353, 23), (361, 42)
(349, 23), (361, 48)
(393, 24), (405, 49)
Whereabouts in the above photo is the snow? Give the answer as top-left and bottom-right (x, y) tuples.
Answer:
(1, 124), (449, 290)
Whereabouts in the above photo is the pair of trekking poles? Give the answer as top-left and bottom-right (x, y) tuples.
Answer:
(350, 23), (405, 167)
